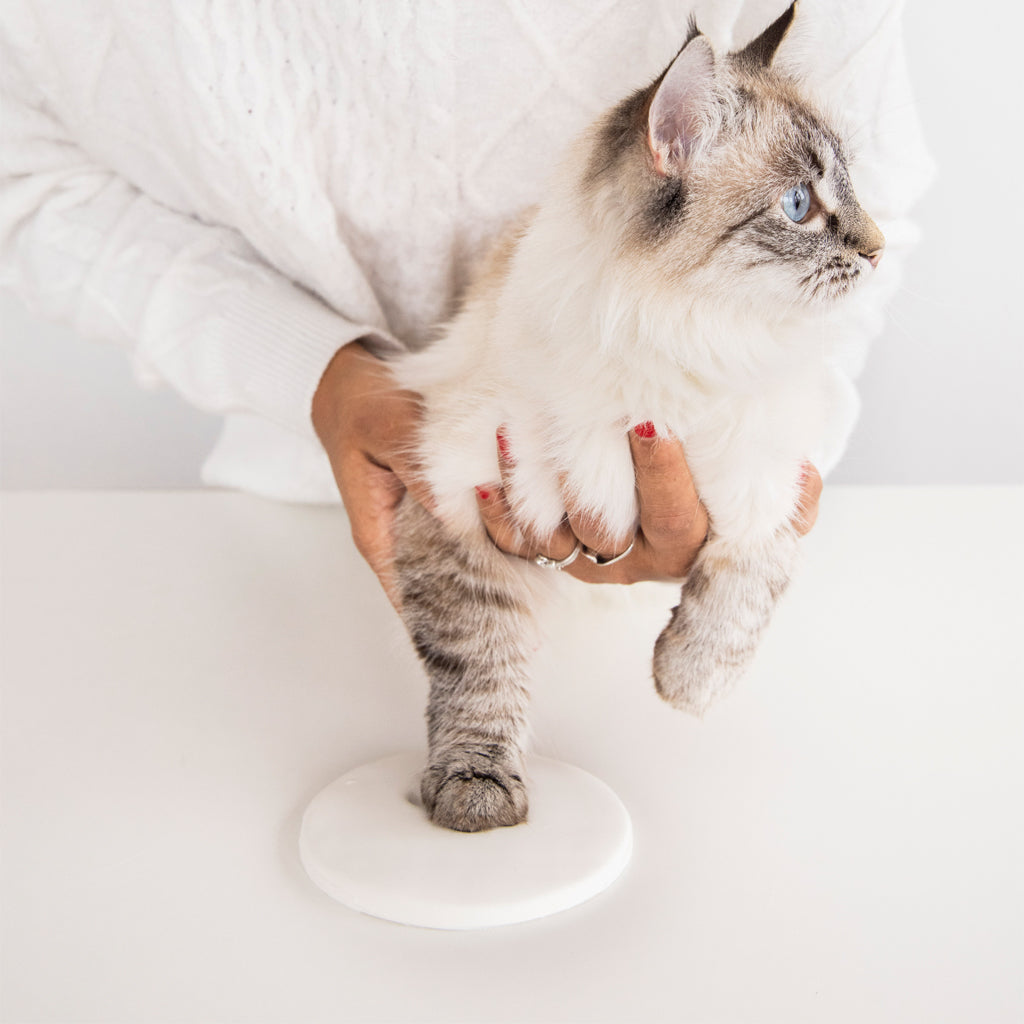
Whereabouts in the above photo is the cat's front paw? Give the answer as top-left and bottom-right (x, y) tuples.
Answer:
(652, 629), (746, 717)
(420, 747), (528, 832)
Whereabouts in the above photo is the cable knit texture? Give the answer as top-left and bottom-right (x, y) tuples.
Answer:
(0, 0), (932, 501)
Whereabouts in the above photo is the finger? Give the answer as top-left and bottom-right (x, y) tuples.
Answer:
(474, 484), (520, 553)
(628, 423), (708, 578)
(793, 462), (823, 536)
(494, 424), (520, 505)
(560, 478), (632, 559)
(497, 425), (631, 559)
(475, 484), (579, 563)
(491, 427), (581, 562)
(484, 428), (528, 555)
(476, 481), (649, 585)
(491, 427), (620, 577)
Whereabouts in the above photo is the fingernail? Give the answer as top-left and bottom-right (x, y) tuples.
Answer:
(633, 421), (656, 439)
(496, 427), (514, 464)
(475, 485), (491, 501)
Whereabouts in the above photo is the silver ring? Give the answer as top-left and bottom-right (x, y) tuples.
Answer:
(533, 541), (582, 571)
(582, 537), (635, 566)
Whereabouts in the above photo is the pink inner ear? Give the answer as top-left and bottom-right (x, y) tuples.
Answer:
(648, 37), (716, 176)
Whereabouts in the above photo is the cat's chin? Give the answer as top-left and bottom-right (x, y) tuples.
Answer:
(808, 266), (866, 304)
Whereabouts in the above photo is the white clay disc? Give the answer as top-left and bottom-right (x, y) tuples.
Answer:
(299, 752), (633, 930)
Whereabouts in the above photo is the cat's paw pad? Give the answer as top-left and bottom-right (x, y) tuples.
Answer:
(420, 749), (528, 832)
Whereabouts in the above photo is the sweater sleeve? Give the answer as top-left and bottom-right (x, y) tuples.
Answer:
(0, 75), (401, 444)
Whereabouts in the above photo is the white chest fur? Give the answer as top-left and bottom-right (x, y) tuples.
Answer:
(401, 266), (836, 551)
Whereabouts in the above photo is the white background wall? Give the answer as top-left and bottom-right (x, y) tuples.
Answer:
(1, 1), (1022, 490)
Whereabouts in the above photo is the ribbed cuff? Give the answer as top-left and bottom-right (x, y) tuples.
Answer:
(215, 278), (403, 440)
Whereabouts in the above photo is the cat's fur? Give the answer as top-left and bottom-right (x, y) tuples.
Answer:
(391, 3), (885, 832)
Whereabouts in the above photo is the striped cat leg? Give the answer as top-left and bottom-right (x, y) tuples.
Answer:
(652, 527), (799, 715)
(394, 498), (535, 832)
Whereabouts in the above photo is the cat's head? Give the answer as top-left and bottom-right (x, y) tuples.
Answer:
(584, 2), (884, 312)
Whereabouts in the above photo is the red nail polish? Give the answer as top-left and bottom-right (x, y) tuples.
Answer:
(496, 428), (514, 464)
(475, 486), (490, 501)
(633, 421), (656, 439)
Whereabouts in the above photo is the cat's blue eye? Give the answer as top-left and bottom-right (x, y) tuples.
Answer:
(782, 184), (812, 223)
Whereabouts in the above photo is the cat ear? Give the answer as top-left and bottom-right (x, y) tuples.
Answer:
(733, 1), (797, 69)
(647, 36), (716, 177)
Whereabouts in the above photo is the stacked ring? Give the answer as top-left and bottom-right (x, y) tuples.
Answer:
(533, 541), (582, 571)
(533, 537), (636, 570)
(582, 537), (635, 566)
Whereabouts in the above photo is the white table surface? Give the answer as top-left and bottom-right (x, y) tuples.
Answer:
(2, 487), (1022, 1023)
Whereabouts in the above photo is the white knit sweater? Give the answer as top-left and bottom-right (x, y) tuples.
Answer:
(0, 0), (931, 502)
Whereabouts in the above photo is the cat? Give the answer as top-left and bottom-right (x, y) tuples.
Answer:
(390, 2), (885, 832)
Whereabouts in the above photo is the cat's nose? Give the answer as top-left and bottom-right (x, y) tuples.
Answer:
(855, 214), (885, 269)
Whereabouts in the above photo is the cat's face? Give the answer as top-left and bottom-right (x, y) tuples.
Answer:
(585, 3), (885, 314)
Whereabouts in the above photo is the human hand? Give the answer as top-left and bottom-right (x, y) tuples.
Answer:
(793, 461), (824, 536)
(475, 424), (823, 584)
(311, 340), (432, 605)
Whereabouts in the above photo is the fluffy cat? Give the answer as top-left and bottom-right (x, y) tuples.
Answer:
(391, 3), (885, 832)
